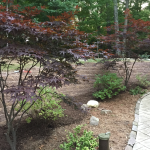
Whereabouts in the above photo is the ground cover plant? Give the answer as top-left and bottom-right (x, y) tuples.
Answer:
(139, 52), (150, 60)
(59, 124), (98, 150)
(129, 86), (146, 96)
(16, 86), (66, 123)
(93, 72), (126, 100)
(136, 74), (150, 88)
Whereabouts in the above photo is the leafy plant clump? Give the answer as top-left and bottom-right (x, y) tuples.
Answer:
(139, 52), (150, 59)
(59, 124), (98, 150)
(129, 86), (146, 95)
(93, 72), (126, 100)
(136, 74), (150, 88)
(16, 86), (65, 123)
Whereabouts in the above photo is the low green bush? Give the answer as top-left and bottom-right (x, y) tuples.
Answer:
(59, 124), (98, 150)
(136, 74), (150, 88)
(129, 86), (146, 95)
(139, 52), (150, 59)
(16, 86), (65, 123)
(93, 72), (126, 100)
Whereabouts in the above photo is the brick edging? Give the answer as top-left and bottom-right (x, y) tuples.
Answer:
(125, 92), (150, 150)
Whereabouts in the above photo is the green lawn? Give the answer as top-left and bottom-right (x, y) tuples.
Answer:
(1, 61), (41, 71)
(2, 58), (149, 71)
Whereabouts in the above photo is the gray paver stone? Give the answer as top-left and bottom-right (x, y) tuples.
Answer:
(135, 109), (139, 115)
(133, 121), (138, 126)
(134, 114), (139, 122)
(141, 93), (150, 99)
(128, 137), (136, 146)
(135, 103), (140, 109)
(137, 100), (141, 104)
(125, 145), (133, 150)
(130, 131), (137, 139)
(132, 125), (138, 132)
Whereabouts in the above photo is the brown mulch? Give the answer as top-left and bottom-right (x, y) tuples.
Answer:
(1, 60), (150, 150)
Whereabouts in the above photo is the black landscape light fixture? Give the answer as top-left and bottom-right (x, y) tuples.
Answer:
(98, 132), (111, 150)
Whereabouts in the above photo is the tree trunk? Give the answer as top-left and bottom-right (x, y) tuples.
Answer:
(5, 124), (17, 150)
(113, 0), (120, 55)
(123, 0), (129, 57)
(106, 2), (111, 35)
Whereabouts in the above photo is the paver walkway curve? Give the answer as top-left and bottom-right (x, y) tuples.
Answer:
(133, 93), (150, 150)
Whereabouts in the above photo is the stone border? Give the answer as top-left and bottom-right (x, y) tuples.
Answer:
(125, 92), (150, 150)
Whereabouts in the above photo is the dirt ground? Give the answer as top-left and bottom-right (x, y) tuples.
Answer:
(1, 60), (150, 150)
(0, 82), (148, 150)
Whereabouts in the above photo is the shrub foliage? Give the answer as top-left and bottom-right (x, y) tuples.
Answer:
(16, 86), (65, 123)
(59, 124), (98, 150)
(93, 72), (126, 100)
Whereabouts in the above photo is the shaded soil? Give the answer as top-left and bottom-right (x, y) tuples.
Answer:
(0, 83), (148, 150)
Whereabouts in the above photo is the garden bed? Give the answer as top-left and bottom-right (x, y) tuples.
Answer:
(0, 60), (150, 150)
(0, 85), (148, 150)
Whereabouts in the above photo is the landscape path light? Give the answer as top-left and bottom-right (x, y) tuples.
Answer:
(98, 132), (111, 150)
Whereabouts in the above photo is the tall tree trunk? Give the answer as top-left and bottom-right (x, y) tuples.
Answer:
(123, 0), (129, 57)
(113, 0), (120, 55)
(106, 2), (111, 35)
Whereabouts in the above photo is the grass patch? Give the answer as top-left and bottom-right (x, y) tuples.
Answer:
(1, 61), (41, 71)
(78, 58), (102, 64)
(2, 58), (150, 72)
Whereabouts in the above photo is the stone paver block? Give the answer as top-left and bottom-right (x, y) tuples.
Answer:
(128, 137), (136, 146)
(135, 103), (140, 109)
(125, 145), (133, 150)
(134, 114), (139, 122)
(135, 109), (139, 115)
(137, 100), (141, 104)
(132, 125), (138, 132)
(133, 121), (138, 126)
(130, 131), (137, 139)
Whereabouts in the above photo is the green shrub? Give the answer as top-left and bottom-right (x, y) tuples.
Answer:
(16, 86), (65, 123)
(129, 86), (146, 95)
(59, 124), (98, 150)
(139, 52), (150, 59)
(93, 72), (126, 100)
(136, 74), (150, 88)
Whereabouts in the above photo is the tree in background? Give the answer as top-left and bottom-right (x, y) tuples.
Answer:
(12, 0), (78, 22)
(113, 0), (120, 55)
(129, 0), (150, 20)
(98, 10), (150, 86)
(76, 0), (114, 35)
